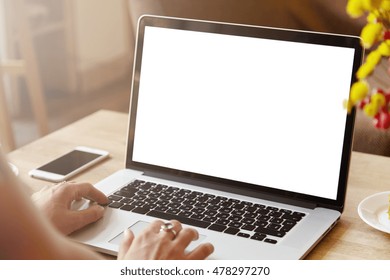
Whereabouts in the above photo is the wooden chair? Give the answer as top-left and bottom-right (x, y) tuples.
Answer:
(0, 67), (15, 152)
(0, 0), (49, 152)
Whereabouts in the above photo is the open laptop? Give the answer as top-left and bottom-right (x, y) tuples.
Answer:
(71, 15), (362, 259)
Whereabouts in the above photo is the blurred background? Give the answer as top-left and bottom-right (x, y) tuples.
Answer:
(1, 0), (390, 156)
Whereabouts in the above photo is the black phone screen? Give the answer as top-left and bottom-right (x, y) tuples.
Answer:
(37, 150), (101, 175)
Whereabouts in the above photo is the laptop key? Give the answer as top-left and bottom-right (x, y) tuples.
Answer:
(220, 201), (233, 208)
(216, 213), (230, 219)
(179, 205), (193, 211)
(257, 209), (270, 216)
(254, 227), (286, 238)
(216, 219), (230, 226)
(131, 201), (145, 207)
(241, 224), (256, 231)
(280, 224), (295, 232)
(224, 227), (240, 235)
(191, 213), (205, 220)
(159, 194), (173, 201)
(232, 209), (245, 216)
(166, 208), (181, 215)
(145, 203), (157, 210)
(138, 184), (152, 190)
(228, 221), (242, 228)
(207, 205), (220, 211)
(109, 201), (124, 208)
(203, 216), (218, 223)
(232, 203), (246, 210)
(279, 209), (292, 214)
(167, 202), (181, 209)
(208, 224), (226, 232)
(269, 211), (283, 218)
(251, 234), (266, 241)
(270, 217), (284, 224)
(183, 199), (197, 206)
(171, 197), (184, 204)
(241, 218), (255, 225)
(268, 223), (282, 230)
(197, 196), (209, 203)
(282, 214), (303, 222)
(219, 207), (233, 214)
(115, 190), (136, 198)
(156, 200), (169, 206)
(264, 238), (277, 244)
(179, 211), (192, 218)
(192, 208), (205, 214)
(245, 206), (258, 213)
(242, 201), (253, 206)
(293, 211), (306, 217)
(108, 195), (122, 201)
(120, 198), (132, 204)
(152, 185), (164, 192)
(154, 205), (169, 212)
(132, 179), (145, 185)
(244, 212), (258, 219)
(237, 232), (250, 238)
(230, 215), (242, 222)
(194, 202), (208, 209)
(283, 220), (297, 226)
(258, 215), (271, 222)
(254, 221), (268, 227)
(146, 210), (211, 228)
(120, 204), (135, 211)
(148, 192), (160, 199)
(132, 207), (150, 215)
(204, 210), (218, 217)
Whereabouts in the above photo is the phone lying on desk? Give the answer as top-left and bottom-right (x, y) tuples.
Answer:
(29, 146), (109, 182)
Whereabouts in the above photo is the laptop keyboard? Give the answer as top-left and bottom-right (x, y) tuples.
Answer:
(108, 180), (306, 244)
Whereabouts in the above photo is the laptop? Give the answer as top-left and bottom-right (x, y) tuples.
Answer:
(71, 15), (362, 259)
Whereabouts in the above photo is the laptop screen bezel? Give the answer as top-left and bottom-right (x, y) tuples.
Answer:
(126, 15), (362, 212)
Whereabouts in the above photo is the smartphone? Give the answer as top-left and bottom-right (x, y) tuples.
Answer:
(29, 146), (109, 182)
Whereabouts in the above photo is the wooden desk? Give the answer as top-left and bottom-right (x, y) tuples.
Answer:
(6, 110), (390, 259)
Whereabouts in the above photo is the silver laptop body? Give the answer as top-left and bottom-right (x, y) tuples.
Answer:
(71, 15), (362, 260)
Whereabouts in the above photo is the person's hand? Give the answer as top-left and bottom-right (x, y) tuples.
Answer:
(32, 181), (109, 235)
(118, 220), (214, 260)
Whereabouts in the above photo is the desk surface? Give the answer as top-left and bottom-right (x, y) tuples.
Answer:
(7, 110), (390, 259)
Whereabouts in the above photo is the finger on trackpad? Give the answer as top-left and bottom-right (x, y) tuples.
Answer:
(109, 220), (207, 250)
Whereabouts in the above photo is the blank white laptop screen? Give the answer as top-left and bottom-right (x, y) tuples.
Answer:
(132, 26), (355, 200)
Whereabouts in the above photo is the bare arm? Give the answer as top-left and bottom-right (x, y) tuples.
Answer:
(0, 151), (104, 259)
(0, 150), (214, 260)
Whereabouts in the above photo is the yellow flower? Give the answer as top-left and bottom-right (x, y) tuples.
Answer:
(362, 92), (386, 117)
(371, 92), (386, 107)
(345, 0), (390, 128)
(365, 49), (382, 65)
(362, 0), (383, 10)
(364, 102), (379, 116)
(347, 0), (384, 17)
(350, 80), (369, 104)
(347, 0), (365, 18)
(377, 40), (390, 56)
(361, 22), (383, 48)
(366, 12), (379, 23)
(381, 0), (390, 9)
(357, 61), (376, 78)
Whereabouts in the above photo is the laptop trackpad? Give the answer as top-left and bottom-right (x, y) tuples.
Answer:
(109, 221), (207, 251)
